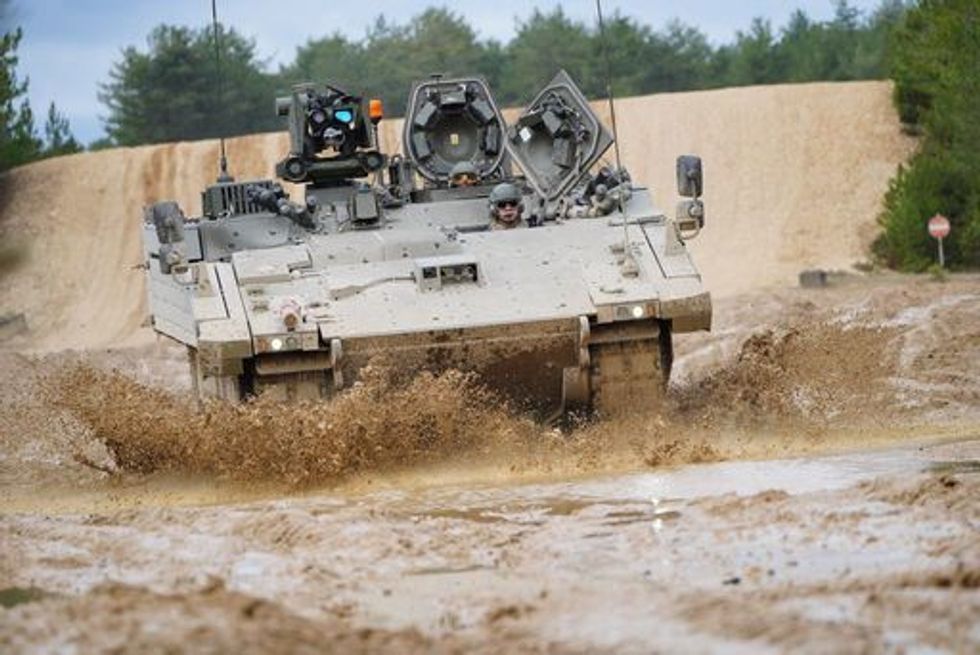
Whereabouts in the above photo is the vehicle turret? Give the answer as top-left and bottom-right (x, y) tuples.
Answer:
(274, 82), (386, 186)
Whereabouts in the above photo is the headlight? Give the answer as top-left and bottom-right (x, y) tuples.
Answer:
(254, 332), (318, 354)
(614, 303), (649, 321)
(597, 302), (655, 323)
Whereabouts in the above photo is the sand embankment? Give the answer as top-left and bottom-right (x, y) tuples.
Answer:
(0, 80), (914, 349)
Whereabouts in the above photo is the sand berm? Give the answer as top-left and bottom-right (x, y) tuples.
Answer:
(0, 81), (913, 351)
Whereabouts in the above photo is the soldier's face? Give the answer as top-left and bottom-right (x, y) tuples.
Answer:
(453, 173), (477, 187)
(496, 201), (520, 224)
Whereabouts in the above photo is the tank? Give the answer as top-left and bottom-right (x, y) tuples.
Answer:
(142, 71), (711, 417)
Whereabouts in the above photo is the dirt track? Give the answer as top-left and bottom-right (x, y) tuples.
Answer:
(0, 81), (977, 653)
(1, 273), (978, 653)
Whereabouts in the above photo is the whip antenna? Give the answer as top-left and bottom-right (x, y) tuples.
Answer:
(595, 0), (624, 184)
(211, 0), (233, 182)
(595, 0), (634, 267)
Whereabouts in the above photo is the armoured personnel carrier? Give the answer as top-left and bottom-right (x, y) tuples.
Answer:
(142, 72), (711, 417)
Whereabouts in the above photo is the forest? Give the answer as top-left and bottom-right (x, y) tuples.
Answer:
(1, 1), (976, 269)
(96, 2), (907, 146)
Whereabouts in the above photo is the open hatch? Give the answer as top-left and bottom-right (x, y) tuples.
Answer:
(505, 70), (614, 201)
(403, 76), (507, 185)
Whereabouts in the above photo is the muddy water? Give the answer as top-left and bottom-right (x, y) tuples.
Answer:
(2, 278), (980, 652)
(2, 436), (977, 653)
(320, 437), (979, 638)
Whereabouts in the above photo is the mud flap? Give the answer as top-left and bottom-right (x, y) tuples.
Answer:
(561, 316), (592, 413)
(588, 319), (666, 416)
(330, 338), (344, 390)
(188, 345), (245, 404)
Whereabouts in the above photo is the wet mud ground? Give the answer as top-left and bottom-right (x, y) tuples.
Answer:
(1, 273), (979, 653)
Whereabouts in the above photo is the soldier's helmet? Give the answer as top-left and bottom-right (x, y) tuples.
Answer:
(489, 182), (521, 206)
(449, 161), (479, 187)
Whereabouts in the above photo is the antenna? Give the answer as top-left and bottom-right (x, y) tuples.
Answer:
(595, 0), (636, 274)
(595, 0), (624, 185)
(211, 0), (233, 183)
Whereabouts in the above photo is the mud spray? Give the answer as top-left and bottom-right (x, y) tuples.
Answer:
(37, 320), (934, 489)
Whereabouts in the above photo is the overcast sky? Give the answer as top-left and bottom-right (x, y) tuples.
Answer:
(14, 1), (883, 144)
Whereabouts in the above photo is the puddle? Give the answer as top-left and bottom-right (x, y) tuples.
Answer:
(414, 508), (513, 524)
(604, 510), (649, 519)
(540, 440), (970, 505)
(405, 564), (494, 576)
(927, 460), (980, 475)
(411, 498), (614, 525)
(3, 438), (976, 653)
(357, 438), (978, 543)
(0, 586), (50, 608)
(0, 475), (299, 516)
(602, 509), (683, 527)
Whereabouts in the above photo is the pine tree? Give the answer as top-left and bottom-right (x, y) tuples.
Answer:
(42, 101), (81, 157)
(0, 26), (40, 170)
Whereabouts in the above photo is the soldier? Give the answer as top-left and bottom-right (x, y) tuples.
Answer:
(449, 161), (479, 187)
(488, 183), (526, 230)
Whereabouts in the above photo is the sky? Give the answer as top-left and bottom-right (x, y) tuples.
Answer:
(12, 0), (885, 145)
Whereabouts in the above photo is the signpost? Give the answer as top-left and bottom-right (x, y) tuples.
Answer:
(928, 214), (951, 267)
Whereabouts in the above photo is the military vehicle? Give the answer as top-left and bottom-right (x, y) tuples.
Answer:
(142, 72), (711, 417)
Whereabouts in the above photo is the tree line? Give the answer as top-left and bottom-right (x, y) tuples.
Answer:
(874, 0), (979, 271)
(1, 1), (908, 159)
(1, 1), (975, 270)
(0, 0), (79, 172)
(97, 2), (907, 147)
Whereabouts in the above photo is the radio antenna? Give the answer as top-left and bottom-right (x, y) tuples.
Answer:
(595, 0), (635, 271)
(211, 0), (233, 183)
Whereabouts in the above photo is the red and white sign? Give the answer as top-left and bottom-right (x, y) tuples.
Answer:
(928, 214), (951, 239)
